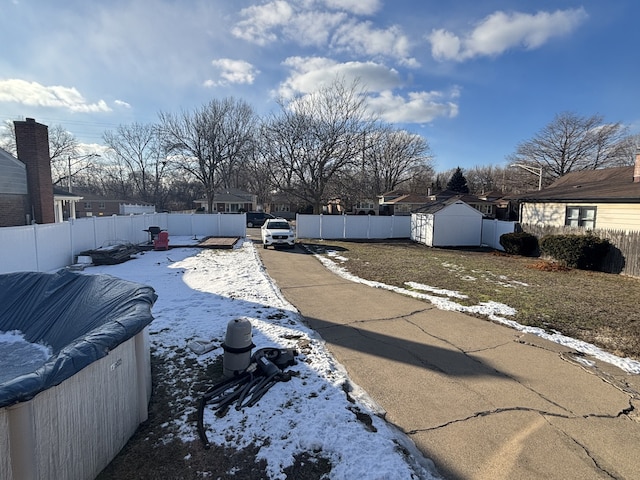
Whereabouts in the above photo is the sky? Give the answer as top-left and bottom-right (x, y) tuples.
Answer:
(3, 237), (640, 477)
(1, 0), (639, 172)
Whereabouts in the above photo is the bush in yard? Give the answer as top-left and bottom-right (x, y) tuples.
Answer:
(499, 232), (538, 256)
(539, 233), (610, 270)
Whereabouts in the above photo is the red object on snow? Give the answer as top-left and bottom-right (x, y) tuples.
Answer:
(154, 231), (169, 250)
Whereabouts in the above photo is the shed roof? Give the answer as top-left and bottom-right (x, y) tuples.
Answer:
(414, 196), (483, 215)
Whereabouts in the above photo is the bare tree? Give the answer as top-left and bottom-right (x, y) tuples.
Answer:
(508, 112), (629, 182)
(239, 149), (276, 208)
(49, 125), (82, 187)
(610, 133), (640, 166)
(261, 78), (375, 213)
(0, 120), (16, 154)
(102, 122), (171, 207)
(1, 121), (80, 187)
(159, 97), (257, 212)
(366, 127), (433, 195)
(399, 163), (436, 195)
(464, 165), (506, 195)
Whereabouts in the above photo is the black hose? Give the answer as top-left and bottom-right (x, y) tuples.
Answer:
(196, 348), (298, 447)
(196, 395), (211, 449)
(196, 370), (252, 448)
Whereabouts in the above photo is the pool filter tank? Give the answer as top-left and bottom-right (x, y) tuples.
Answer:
(222, 317), (254, 377)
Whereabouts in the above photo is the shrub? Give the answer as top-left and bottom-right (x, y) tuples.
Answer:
(539, 233), (610, 270)
(499, 232), (538, 256)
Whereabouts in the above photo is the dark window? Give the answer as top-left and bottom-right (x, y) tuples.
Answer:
(565, 206), (596, 228)
(84, 202), (92, 210)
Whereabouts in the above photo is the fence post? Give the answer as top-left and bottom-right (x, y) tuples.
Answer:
(92, 216), (98, 249)
(33, 224), (40, 272)
(69, 219), (75, 265)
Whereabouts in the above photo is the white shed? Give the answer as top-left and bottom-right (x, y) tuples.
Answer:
(411, 198), (484, 247)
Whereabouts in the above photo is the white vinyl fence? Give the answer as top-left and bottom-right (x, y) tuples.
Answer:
(294, 214), (516, 250)
(0, 213), (246, 274)
(296, 214), (411, 240)
(480, 219), (518, 250)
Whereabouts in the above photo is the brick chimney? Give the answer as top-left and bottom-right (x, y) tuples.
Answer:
(635, 149), (640, 183)
(14, 118), (55, 224)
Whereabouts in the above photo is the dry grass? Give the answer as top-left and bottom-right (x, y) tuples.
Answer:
(301, 239), (640, 361)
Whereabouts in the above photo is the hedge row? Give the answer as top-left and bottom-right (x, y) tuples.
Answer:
(499, 232), (610, 271)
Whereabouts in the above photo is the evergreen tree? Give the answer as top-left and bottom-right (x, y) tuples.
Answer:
(446, 167), (469, 193)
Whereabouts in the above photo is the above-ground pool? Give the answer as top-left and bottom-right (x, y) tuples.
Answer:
(0, 270), (156, 480)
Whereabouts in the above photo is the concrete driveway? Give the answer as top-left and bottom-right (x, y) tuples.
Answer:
(252, 233), (640, 479)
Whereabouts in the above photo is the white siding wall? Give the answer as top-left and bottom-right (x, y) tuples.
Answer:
(521, 202), (640, 231)
(594, 204), (640, 231)
(520, 203), (566, 227)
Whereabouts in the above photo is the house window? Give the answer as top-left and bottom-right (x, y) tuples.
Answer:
(84, 202), (92, 210)
(98, 201), (105, 209)
(565, 206), (596, 228)
(275, 204), (290, 212)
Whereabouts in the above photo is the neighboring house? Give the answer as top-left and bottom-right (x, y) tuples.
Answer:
(264, 192), (300, 220)
(194, 188), (256, 213)
(378, 189), (498, 218)
(478, 191), (519, 221)
(0, 147), (30, 226)
(430, 189), (498, 218)
(379, 192), (432, 216)
(0, 119), (56, 226)
(72, 190), (155, 218)
(352, 199), (378, 215)
(53, 187), (84, 223)
(412, 197), (484, 247)
(516, 152), (640, 231)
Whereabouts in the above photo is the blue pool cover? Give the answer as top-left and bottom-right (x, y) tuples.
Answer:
(0, 270), (157, 408)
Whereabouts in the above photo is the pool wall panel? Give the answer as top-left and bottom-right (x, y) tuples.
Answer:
(2, 329), (150, 480)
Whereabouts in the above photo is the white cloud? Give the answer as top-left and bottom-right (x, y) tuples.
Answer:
(283, 11), (347, 46)
(231, 0), (294, 45)
(208, 59), (259, 87)
(322, 0), (381, 15)
(231, 1), (414, 64)
(0, 79), (111, 113)
(332, 20), (417, 66)
(233, 3), (346, 47)
(114, 99), (131, 108)
(277, 56), (458, 124)
(277, 56), (400, 99)
(367, 89), (459, 123)
(428, 8), (588, 61)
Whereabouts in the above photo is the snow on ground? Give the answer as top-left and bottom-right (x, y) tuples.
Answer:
(83, 238), (440, 480)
